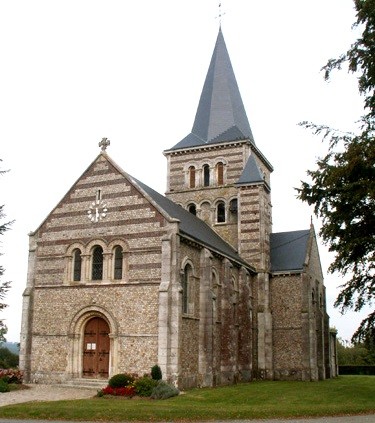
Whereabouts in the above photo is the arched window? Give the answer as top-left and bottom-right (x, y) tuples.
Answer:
(92, 246), (104, 280)
(229, 199), (238, 214)
(113, 246), (123, 280)
(229, 198), (238, 223)
(203, 164), (210, 187)
(188, 203), (197, 215)
(189, 166), (196, 188)
(182, 263), (192, 314)
(73, 249), (82, 282)
(216, 162), (224, 185)
(217, 201), (226, 223)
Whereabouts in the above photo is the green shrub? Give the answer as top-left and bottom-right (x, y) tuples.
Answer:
(151, 364), (162, 380)
(0, 379), (10, 393)
(151, 380), (179, 400)
(0, 347), (19, 369)
(108, 373), (136, 388)
(134, 376), (158, 397)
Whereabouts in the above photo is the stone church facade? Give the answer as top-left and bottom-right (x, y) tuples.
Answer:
(20, 28), (336, 388)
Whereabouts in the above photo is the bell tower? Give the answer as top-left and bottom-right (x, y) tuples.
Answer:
(164, 27), (273, 263)
(164, 26), (275, 378)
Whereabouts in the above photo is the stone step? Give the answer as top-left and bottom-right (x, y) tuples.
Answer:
(63, 378), (108, 389)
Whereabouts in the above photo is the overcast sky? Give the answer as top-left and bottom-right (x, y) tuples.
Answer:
(0, 0), (369, 343)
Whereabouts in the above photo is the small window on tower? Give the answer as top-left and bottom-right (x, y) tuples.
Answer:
(188, 204), (197, 215)
(203, 164), (210, 187)
(189, 166), (196, 188)
(229, 199), (238, 223)
(229, 199), (238, 214)
(217, 201), (226, 223)
(216, 162), (224, 185)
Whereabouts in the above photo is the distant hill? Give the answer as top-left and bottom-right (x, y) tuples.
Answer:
(2, 342), (19, 355)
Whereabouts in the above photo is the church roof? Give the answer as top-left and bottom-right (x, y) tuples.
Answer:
(270, 230), (310, 273)
(131, 176), (253, 270)
(236, 154), (264, 185)
(168, 27), (254, 151)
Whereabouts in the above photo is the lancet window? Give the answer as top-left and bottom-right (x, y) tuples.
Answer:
(113, 245), (123, 280)
(92, 246), (104, 280)
(73, 249), (82, 282)
(182, 263), (193, 314)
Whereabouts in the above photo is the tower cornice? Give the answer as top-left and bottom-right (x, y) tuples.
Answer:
(164, 139), (273, 172)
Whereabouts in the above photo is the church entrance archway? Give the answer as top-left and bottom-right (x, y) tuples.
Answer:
(82, 317), (110, 378)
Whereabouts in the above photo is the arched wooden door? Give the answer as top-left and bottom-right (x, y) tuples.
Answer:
(82, 317), (110, 378)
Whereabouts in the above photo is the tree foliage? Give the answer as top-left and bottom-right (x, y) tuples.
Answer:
(337, 338), (375, 365)
(297, 0), (375, 345)
(322, 0), (375, 117)
(0, 160), (13, 343)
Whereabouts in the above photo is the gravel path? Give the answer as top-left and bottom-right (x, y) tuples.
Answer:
(0, 384), (98, 407)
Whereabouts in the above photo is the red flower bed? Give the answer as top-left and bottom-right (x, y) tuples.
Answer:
(0, 369), (23, 384)
(101, 385), (136, 397)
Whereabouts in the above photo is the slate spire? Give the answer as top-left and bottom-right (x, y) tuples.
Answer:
(169, 27), (254, 150)
(236, 154), (264, 185)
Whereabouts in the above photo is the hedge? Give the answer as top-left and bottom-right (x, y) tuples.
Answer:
(339, 365), (375, 375)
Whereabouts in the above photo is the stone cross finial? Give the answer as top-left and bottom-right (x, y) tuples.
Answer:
(216, 1), (226, 24)
(99, 137), (110, 151)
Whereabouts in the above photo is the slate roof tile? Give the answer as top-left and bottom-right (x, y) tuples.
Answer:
(270, 230), (310, 273)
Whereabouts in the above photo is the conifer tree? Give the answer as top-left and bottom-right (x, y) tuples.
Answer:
(0, 160), (13, 343)
(298, 0), (375, 344)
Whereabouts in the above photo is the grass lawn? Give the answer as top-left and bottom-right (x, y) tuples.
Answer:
(0, 376), (374, 421)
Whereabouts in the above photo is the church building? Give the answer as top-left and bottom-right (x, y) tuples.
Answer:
(20, 28), (336, 388)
